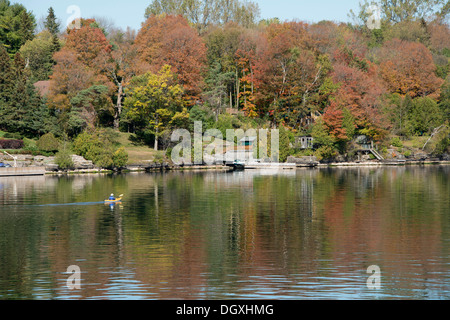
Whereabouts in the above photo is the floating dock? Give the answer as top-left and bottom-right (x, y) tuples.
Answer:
(0, 167), (46, 177)
(243, 162), (297, 170)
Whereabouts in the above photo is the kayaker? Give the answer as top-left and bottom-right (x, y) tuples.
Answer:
(109, 194), (116, 201)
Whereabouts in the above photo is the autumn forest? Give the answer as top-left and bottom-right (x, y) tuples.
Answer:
(0, 0), (450, 167)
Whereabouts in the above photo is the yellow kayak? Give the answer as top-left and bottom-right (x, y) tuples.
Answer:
(105, 197), (122, 203)
(104, 194), (123, 203)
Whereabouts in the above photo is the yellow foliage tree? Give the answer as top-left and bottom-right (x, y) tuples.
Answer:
(124, 65), (185, 150)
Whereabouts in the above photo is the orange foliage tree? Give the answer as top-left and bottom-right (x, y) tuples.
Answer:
(47, 19), (115, 132)
(48, 19), (113, 107)
(64, 19), (112, 68)
(134, 15), (207, 104)
(379, 39), (444, 99)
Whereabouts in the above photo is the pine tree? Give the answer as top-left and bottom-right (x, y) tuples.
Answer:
(17, 10), (35, 50)
(0, 46), (13, 104)
(0, 51), (47, 136)
(45, 7), (61, 52)
(45, 7), (60, 36)
(3, 52), (28, 131)
(0, 1), (36, 56)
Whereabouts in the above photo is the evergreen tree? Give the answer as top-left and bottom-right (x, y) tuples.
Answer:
(0, 50), (50, 137)
(45, 7), (60, 36)
(18, 10), (34, 43)
(0, 45), (13, 104)
(2, 52), (28, 132)
(44, 7), (61, 52)
(0, 0), (36, 56)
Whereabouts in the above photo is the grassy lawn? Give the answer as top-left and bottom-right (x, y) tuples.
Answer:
(115, 132), (160, 165)
(401, 136), (430, 150)
(2, 130), (160, 165)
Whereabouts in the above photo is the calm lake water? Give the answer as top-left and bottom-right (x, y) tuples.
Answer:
(0, 166), (449, 300)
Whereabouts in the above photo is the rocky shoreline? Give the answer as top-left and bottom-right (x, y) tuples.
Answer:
(1, 153), (449, 176)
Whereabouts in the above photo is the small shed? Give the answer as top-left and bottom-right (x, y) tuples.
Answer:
(295, 137), (314, 149)
(239, 136), (257, 147)
(355, 135), (373, 150)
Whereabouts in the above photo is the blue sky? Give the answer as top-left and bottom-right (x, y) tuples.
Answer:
(16, 0), (362, 31)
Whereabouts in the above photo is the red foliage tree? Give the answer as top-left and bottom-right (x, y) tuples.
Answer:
(327, 62), (387, 140)
(48, 50), (97, 110)
(323, 103), (348, 141)
(254, 22), (323, 128)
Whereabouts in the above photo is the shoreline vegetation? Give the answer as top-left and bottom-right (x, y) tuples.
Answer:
(0, 1), (449, 173)
(1, 129), (449, 175)
(46, 161), (450, 176)
(44, 158), (450, 175)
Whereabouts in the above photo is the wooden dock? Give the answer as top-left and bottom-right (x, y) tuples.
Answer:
(0, 167), (46, 177)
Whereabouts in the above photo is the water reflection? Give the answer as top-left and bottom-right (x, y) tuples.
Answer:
(0, 167), (449, 300)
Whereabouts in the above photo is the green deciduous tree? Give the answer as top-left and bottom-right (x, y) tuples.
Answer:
(19, 30), (58, 82)
(124, 65), (185, 150)
(384, 93), (413, 136)
(409, 96), (443, 135)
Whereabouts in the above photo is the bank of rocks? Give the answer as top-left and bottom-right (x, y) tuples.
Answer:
(0, 154), (95, 172)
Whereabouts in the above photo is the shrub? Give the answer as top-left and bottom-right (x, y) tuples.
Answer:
(3, 132), (23, 140)
(113, 147), (128, 168)
(403, 149), (412, 157)
(433, 136), (450, 157)
(55, 148), (74, 171)
(391, 137), (403, 148)
(36, 133), (60, 152)
(0, 139), (24, 149)
(73, 129), (128, 169)
(153, 152), (165, 164)
(72, 131), (96, 157)
(95, 153), (115, 169)
(314, 145), (338, 161)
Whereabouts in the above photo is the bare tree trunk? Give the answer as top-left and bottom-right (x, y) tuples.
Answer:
(154, 121), (159, 151)
(422, 125), (445, 151)
(251, 67), (254, 95)
(236, 69), (240, 109)
(243, 69), (247, 110)
(114, 81), (124, 130)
